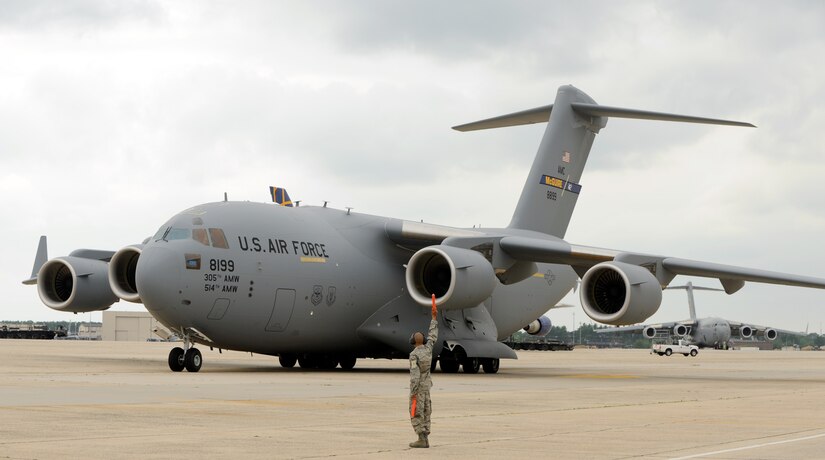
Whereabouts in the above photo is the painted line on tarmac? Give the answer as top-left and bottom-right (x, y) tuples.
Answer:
(669, 431), (825, 459)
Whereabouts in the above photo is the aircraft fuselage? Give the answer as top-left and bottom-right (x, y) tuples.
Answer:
(690, 317), (732, 348)
(136, 201), (576, 358)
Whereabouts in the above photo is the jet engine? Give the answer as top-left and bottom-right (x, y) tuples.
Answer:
(673, 324), (688, 337)
(524, 316), (552, 336)
(740, 325), (753, 339)
(405, 245), (496, 310)
(108, 245), (143, 303)
(580, 261), (662, 326)
(643, 326), (657, 339)
(37, 257), (117, 312)
(762, 328), (777, 341)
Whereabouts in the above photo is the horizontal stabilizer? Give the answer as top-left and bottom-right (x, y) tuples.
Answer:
(570, 103), (755, 127)
(452, 105), (552, 131)
(664, 285), (725, 292)
(452, 102), (754, 132)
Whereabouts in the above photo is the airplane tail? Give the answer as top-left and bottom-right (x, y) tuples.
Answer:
(453, 85), (754, 238)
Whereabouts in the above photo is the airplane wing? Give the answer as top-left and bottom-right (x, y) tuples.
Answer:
(21, 236), (114, 286)
(497, 236), (825, 294)
(596, 320), (695, 335)
(726, 320), (807, 338)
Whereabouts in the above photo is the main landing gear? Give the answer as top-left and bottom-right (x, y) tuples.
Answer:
(278, 353), (358, 370)
(168, 332), (202, 372)
(437, 356), (499, 374)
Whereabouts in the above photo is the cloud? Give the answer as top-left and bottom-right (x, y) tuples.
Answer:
(2, 2), (824, 330)
(0, 0), (165, 30)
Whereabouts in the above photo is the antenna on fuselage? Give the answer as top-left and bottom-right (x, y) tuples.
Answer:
(223, 192), (228, 202)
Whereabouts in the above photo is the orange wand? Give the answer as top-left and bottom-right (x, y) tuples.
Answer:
(411, 396), (417, 418)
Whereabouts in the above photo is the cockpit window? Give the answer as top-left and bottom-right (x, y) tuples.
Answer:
(166, 228), (190, 241)
(209, 228), (229, 249)
(192, 228), (209, 246)
(153, 226), (168, 241)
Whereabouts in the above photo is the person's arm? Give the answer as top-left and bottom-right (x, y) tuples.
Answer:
(425, 295), (438, 352)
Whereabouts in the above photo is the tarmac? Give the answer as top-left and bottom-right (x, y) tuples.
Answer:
(1, 341), (825, 459)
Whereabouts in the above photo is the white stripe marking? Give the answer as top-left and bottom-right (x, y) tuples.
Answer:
(669, 432), (825, 459)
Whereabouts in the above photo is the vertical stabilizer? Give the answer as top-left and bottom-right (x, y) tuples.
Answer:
(664, 282), (725, 320)
(507, 85), (604, 237)
(685, 282), (698, 320)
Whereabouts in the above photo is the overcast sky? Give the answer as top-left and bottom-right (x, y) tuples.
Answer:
(2, 1), (824, 332)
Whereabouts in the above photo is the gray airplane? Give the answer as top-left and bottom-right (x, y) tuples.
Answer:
(22, 85), (825, 374)
(596, 282), (805, 348)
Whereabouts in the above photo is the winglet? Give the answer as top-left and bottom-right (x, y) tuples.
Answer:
(22, 236), (48, 285)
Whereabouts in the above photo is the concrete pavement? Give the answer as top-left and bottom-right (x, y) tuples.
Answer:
(1, 341), (824, 459)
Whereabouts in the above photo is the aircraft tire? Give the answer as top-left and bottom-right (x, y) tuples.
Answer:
(440, 358), (459, 373)
(430, 357), (438, 372)
(338, 355), (357, 370)
(481, 358), (500, 374)
(184, 348), (202, 372)
(462, 357), (480, 374)
(690, 349), (698, 357)
(168, 347), (185, 372)
(279, 354), (297, 368)
(665, 349), (672, 356)
(298, 355), (316, 369)
(318, 355), (337, 370)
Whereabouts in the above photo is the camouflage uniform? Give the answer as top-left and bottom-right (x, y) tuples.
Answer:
(409, 318), (438, 437)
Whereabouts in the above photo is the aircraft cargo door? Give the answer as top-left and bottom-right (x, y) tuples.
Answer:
(265, 289), (296, 332)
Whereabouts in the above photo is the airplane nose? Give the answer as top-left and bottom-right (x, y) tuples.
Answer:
(135, 245), (181, 312)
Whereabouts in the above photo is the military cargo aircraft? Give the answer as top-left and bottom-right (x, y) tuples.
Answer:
(23, 85), (825, 373)
(595, 282), (806, 348)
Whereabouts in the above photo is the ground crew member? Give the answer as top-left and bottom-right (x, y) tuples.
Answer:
(409, 294), (438, 448)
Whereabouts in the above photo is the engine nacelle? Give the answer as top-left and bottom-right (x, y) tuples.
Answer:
(405, 245), (496, 310)
(37, 257), (117, 312)
(643, 326), (657, 339)
(763, 328), (777, 341)
(580, 261), (662, 326)
(740, 325), (753, 339)
(673, 324), (688, 337)
(524, 316), (552, 336)
(109, 245), (144, 303)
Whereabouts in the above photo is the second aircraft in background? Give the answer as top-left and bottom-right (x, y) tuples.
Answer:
(596, 282), (806, 349)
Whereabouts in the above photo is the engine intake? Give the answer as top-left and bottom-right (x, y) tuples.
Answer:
(524, 316), (552, 336)
(109, 245), (144, 303)
(37, 257), (117, 312)
(740, 325), (753, 339)
(580, 261), (662, 325)
(405, 245), (496, 310)
(673, 324), (688, 337)
(763, 328), (777, 341)
(643, 326), (657, 338)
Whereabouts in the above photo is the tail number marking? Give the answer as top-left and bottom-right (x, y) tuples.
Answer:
(209, 259), (235, 272)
